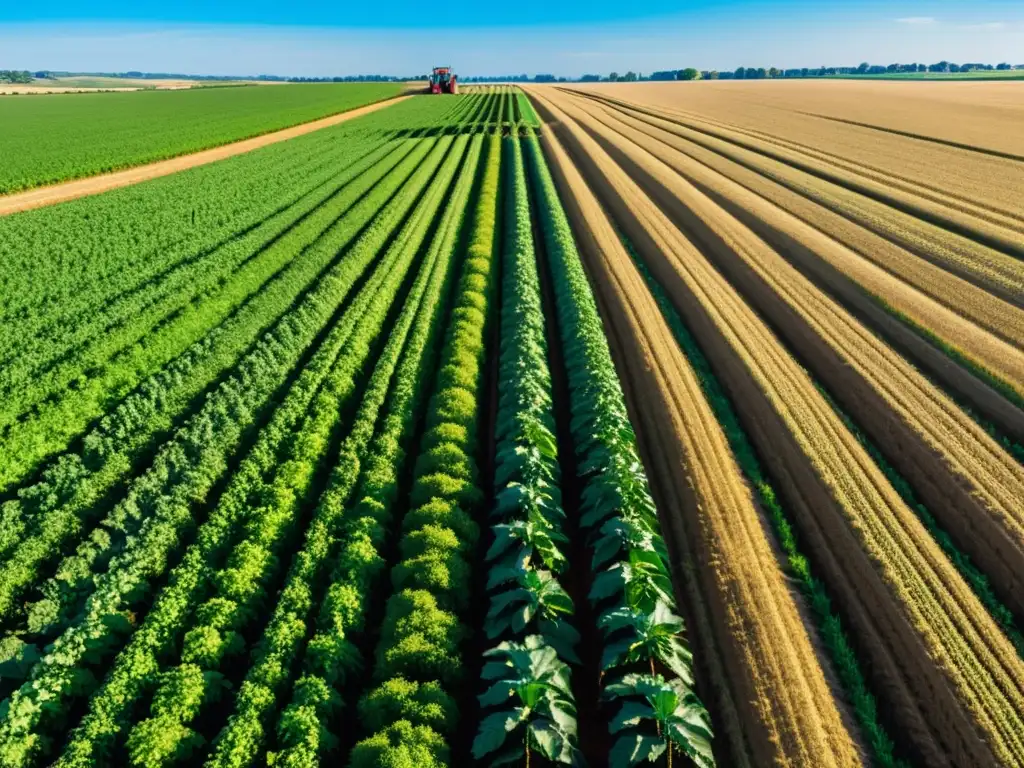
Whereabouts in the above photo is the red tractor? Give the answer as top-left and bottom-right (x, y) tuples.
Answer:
(428, 66), (458, 94)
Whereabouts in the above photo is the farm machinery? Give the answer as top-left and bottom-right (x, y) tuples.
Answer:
(428, 66), (458, 94)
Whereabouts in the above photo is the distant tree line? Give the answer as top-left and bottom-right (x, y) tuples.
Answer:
(612, 60), (1021, 82)
(0, 70), (33, 84)
(6, 70), (420, 84)
(9, 61), (1021, 88)
(462, 60), (1021, 84)
(461, 74), (571, 83)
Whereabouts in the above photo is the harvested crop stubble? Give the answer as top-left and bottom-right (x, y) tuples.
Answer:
(527, 88), (863, 768)
(565, 82), (1024, 236)
(568, 94), (1024, 357)
(527, 85), (1024, 767)
(550, 88), (1024, 621)
(570, 90), (1024, 306)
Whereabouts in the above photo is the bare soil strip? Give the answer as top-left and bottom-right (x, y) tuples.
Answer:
(552, 88), (1024, 620)
(573, 94), (1024, 346)
(530, 88), (864, 768)
(570, 91), (1024, 297)
(528, 85), (1024, 768)
(0, 96), (411, 216)
(565, 81), (1024, 215)
(562, 95), (1024, 441)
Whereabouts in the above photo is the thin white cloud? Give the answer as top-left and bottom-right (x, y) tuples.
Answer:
(895, 16), (937, 25)
(959, 21), (1006, 30)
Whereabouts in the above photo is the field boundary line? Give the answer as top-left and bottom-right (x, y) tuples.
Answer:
(0, 95), (412, 216)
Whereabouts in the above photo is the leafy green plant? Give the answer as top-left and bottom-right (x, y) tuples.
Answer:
(599, 603), (694, 683)
(351, 130), (503, 763)
(473, 637), (582, 767)
(523, 133), (715, 764)
(605, 674), (713, 768)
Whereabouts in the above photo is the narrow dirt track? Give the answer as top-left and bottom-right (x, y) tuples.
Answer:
(0, 96), (411, 216)
(533, 91), (865, 768)
(527, 85), (1024, 768)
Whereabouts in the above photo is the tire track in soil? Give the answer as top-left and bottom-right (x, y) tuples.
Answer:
(528, 85), (1024, 768)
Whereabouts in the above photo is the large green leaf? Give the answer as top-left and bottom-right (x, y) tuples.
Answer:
(486, 570), (576, 640)
(486, 519), (568, 575)
(609, 700), (654, 734)
(539, 617), (581, 665)
(474, 637), (581, 765)
(473, 709), (527, 760)
(598, 603), (694, 683)
(603, 674), (715, 767)
(608, 732), (666, 767)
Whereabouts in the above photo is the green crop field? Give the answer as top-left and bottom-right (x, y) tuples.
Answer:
(0, 89), (710, 768)
(3, 77), (1023, 768)
(0, 82), (402, 194)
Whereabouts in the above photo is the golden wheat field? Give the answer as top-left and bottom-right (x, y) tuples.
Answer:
(524, 81), (1024, 767)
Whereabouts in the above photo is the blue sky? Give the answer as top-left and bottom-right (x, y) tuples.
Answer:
(2, 1), (1023, 77)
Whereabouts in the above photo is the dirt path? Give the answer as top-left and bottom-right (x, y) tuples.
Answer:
(0, 96), (411, 217)
(530, 86), (864, 768)
(529, 84), (1024, 768)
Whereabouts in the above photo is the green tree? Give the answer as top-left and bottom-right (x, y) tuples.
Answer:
(608, 72), (620, 82)
(622, 71), (638, 82)
(678, 68), (701, 81)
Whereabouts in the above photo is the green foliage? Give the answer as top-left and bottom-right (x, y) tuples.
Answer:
(377, 588), (466, 683)
(266, 127), (488, 767)
(472, 135), (582, 763)
(473, 636), (581, 766)
(605, 674), (713, 768)
(359, 677), (457, 734)
(354, 131), (503, 763)
(523, 134), (715, 762)
(202, 135), (474, 768)
(0, 83), (403, 193)
(349, 721), (449, 768)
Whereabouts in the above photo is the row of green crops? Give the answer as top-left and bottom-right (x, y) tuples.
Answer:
(0, 82), (403, 194)
(0, 137), (446, 641)
(524, 133), (715, 768)
(348, 131), (503, 767)
(120, 135), (470, 768)
(198, 136), (473, 768)
(265, 133), (485, 768)
(471, 136), (582, 765)
(0, 99), (476, 494)
(0, 133), (458, 768)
